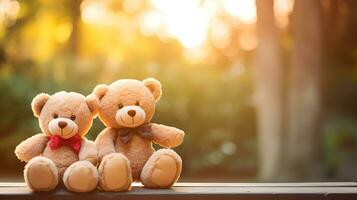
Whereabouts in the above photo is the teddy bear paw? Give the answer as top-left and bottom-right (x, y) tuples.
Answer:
(98, 153), (132, 191)
(141, 149), (182, 188)
(24, 157), (58, 191)
(63, 160), (98, 193)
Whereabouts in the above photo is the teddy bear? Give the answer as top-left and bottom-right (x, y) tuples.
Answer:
(92, 78), (185, 191)
(14, 91), (100, 192)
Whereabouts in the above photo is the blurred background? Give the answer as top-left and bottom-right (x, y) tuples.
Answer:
(0, 0), (356, 182)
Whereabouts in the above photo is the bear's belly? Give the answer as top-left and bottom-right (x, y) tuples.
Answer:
(42, 144), (79, 176)
(115, 135), (154, 181)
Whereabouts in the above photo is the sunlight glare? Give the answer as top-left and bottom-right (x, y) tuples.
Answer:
(0, 0), (20, 26)
(211, 20), (230, 49)
(81, 0), (107, 25)
(223, 0), (256, 24)
(150, 0), (209, 49)
(140, 11), (162, 36)
(274, 0), (294, 28)
(184, 46), (211, 63)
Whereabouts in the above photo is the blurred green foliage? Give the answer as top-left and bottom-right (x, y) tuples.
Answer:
(0, 63), (256, 180)
(323, 119), (357, 179)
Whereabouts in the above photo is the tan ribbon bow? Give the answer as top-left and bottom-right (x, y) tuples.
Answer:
(118, 123), (153, 144)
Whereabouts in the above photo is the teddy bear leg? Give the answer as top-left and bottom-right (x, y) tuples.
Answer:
(63, 160), (98, 193)
(24, 156), (58, 191)
(98, 153), (132, 191)
(140, 149), (182, 188)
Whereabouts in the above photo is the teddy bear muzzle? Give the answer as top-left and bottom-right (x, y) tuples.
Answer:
(48, 118), (78, 139)
(115, 105), (146, 128)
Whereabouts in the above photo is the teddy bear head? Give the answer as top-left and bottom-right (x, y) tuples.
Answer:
(92, 78), (162, 129)
(31, 91), (99, 139)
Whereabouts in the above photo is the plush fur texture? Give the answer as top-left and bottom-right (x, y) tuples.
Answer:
(93, 78), (185, 191)
(98, 153), (132, 191)
(15, 91), (100, 193)
(140, 149), (182, 188)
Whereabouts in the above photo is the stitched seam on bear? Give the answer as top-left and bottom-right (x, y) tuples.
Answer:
(118, 160), (130, 191)
(101, 155), (130, 191)
(164, 154), (180, 187)
(65, 164), (96, 192)
(27, 161), (56, 190)
(65, 165), (84, 192)
(149, 153), (179, 188)
(99, 156), (108, 190)
(113, 156), (129, 191)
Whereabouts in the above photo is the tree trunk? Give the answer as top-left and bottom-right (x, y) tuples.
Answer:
(69, 0), (81, 56)
(286, 0), (322, 180)
(255, 0), (284, 180)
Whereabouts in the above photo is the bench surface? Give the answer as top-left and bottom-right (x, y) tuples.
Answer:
(1, 182), (357, 200)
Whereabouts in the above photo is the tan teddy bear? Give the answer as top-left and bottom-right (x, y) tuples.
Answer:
(93, 78), (185, 191)
(15, 91), (100, 192)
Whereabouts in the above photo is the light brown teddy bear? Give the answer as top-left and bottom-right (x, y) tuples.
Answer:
(15, 91), (100, 192)
(93, 78), (185, 191)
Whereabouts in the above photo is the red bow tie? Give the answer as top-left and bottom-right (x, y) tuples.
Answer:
(49, 134), (82, 153)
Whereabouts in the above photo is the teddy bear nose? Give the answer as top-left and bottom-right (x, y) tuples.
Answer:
(58, 121), (67, 129)
(128, 110), (136, 117)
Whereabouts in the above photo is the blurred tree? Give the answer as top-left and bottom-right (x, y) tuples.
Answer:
(255, 0), (284, 180)
(285, 0), (322, 180)
(320, 0), (357, 180)
(69, 0), (81, 55)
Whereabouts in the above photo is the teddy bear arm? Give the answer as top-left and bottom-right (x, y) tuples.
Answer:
(15, 134), (48, 162)
(95, 128), (117, 160)
(78, 138), (98, 166)
(150, 123), (185, 148)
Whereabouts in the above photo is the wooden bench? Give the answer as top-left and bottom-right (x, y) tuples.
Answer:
(1, 182), (357, 200)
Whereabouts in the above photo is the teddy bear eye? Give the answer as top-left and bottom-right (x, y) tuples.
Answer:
(70, 115), (76, 121)
(118, 103), (124, 109)
(53, 113), (58, 119)
(135, 101), (140, 106)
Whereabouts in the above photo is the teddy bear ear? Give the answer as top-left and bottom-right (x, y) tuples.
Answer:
(92, 84), (108, 101)
(143, 78), (162, 102)
(31, 93), (50, 117)
(85, 94), (100, 115)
